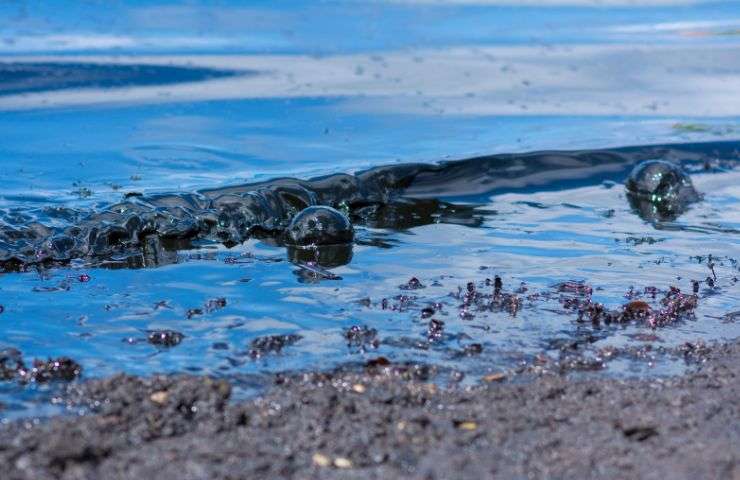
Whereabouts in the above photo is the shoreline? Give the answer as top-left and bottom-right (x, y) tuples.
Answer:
(1, 339), (738, 479)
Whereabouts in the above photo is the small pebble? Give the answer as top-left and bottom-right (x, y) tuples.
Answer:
(149, 391), (168, 405)
(483, 372), (507, 383)
(333, 457), (353, 469)
(312, 453), (331, 467)
(456, 421), (478, 431)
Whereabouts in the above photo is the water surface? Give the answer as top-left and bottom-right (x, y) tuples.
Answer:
(0, 0), (739, 419)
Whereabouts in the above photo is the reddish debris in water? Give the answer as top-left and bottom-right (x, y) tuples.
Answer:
(400, 277), (425, 290)
(576, 302), (620, 325)
(678, 341), (712, 363)
(147, 330), (185, 347)
(1, 350), (82, 384)
(494, 276), (503, 295)
(394, 295), (416, 312)
(708, 257), (717, 281)
(427, 319), (445, 341)
(365, 356), (391, 369)
(462, 343), (483, 355)
(23, 357), (81, 383)
(344, 325), (379, 351)
(249, 334), (303, 358)
(644, 286), (660, 299)
(557, 282), (613, 325)
(78, 273), (91, 283)
(187, 298), (227, 318)
(376, 295), (416, 312)
(622, 300), (653, 320)
(500, 294), (522, 316)
(450, 277), (523, 317)
(624, 286), (638, 299)
(628, 333), (661, 342)
(205, 297), (227, 312)
(459, 307), (475, 320)
(186, 308), (203, 319)
(462, 282), (481, 306)
(555, 281), (593, 296)
(0, 349), (22, 380)
(651, 287), (698, 328)
(572, 285), (699, 328)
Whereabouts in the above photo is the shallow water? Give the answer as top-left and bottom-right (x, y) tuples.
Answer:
(1, 0), (739, 419)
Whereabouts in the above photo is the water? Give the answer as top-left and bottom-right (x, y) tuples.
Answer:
(1, 0), (739, 419)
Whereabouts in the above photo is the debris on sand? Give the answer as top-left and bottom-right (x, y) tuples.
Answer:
(1, 339), (739, 479)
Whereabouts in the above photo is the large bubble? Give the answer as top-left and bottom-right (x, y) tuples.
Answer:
(285, 206), (354, 247)
(625, 160), (701, 222)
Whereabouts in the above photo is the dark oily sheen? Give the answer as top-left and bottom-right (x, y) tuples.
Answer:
(0, 141), (735, 271)
(625, 160), (702, 222)
(287, 244), (353, 269)
(285, 206), (354, 246)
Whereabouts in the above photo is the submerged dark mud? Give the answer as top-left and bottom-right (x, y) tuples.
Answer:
(0, 338), (737, 480)
(1, 141), (737, 272)
(0, 62), (245, 96)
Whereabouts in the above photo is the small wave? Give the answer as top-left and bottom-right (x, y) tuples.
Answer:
(0, 140), (737, 271)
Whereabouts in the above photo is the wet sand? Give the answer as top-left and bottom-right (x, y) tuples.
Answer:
(1, 339), (738, 480)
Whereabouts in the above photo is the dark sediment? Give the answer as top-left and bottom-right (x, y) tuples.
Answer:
(1, 140), (737, 271)
(1, 339), (738, 479)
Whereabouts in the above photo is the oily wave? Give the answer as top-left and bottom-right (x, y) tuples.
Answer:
(0, 140), (737, 271)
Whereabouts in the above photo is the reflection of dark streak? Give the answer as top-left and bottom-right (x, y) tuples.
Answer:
(0, 141), (737, 271)
(0, 62), (249, 96)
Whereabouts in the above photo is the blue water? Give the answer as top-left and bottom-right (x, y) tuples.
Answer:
(1, 0), (739, 418)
